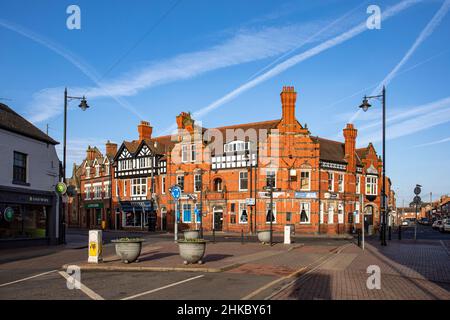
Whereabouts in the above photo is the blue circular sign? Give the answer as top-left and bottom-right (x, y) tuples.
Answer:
(170, 185), (181, 200)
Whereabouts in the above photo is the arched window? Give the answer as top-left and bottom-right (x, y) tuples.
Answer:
(214, 178), (223, 192)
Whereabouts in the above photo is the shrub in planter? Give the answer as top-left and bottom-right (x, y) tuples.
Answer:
(177, 238), (207, 265)
(183, 229), (200, 240)
(111, 238), (145, 264)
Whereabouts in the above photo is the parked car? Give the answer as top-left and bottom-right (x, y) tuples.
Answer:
(420, 218), (431, 225)
(439, 219), (450, 233)
(401, 220), (410, 227)
(432, 220), (442, 230)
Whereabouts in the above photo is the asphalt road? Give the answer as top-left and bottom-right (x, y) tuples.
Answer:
(391, 223), (450, 240)
(0, 231), (351, 300)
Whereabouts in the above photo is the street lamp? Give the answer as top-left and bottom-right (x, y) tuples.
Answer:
(62, 88), (91, 244)
(358, 86), (387, 246)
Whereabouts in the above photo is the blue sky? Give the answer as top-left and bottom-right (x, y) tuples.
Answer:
(1, 0), (449, 206)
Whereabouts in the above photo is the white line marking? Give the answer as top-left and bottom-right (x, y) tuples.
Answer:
(0, 270), (58, 288)
(58, 271), (105, 300)
(121, 275), (204, 300)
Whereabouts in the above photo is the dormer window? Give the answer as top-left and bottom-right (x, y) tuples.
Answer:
(86, 167), (91, 178)
(95, 165), (100, 177)
(224, 140), (251, 153)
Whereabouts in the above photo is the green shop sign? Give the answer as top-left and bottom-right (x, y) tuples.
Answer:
(85, 203), (104, 209)
(55, 182), (67, 195)
(4, 207), (14, 222)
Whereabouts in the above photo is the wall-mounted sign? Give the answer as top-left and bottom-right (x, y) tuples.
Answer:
(258, 191), (285, 199)
(85, 203), (103, 209)
(3, 207), (14, 222)
(55, 182), (67, 195)
(295, 192), (317, 199)
(324, 192), (339, 199)
(245, 198), (255, 206)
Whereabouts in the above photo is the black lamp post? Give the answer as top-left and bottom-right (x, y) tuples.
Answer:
(63, 88), (90, 243)
(359, 86), (387, 246)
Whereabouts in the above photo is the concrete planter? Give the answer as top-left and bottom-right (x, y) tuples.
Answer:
(257, 230), (272, 244)
(183, 230), (200, 240)
(111, 239), (144, 264)
(177, 240), (207, 264)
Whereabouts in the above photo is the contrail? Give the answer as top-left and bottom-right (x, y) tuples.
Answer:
(165, 0), (421, 134)
(349, 0), (450, 123)
(0, 18), (144, 120)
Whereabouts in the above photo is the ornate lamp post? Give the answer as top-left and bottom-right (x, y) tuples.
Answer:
(359, 86), (387, 246)
(62, 88), (90, 244)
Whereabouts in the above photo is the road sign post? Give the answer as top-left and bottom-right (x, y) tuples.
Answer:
(170, 185), (182, 242)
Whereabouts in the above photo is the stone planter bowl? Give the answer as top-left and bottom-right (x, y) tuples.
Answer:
(178, 240), (207, 264)
(111, 239), (144, 263)
(257, 230), (272, 244)
(183, 230), (200, 240)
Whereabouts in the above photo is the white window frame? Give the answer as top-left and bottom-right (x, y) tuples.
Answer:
(86, 167), (91, 178)
(338, 174), (344, 193)
(123, 180), (127, 197)
(356, 175), (361, 194)
(104, 182), (111, 198)
(95, 165), (100, 177)
(182, 203), (192, 223)
(338, 203), (344, 224)
(181, 145), (188, 163)
(115, 180), (119, 197)
(300, 170), (311, 191)
(299, 202), (311, 224)
(190, 144), (196, 163)
(131, 178), (147, 197)
(177, 175), (185, 192)
(93, 183), (102, 199)
(328, 205), (334, 224)
(266, 169), (277, 188)
(319, 202), (324, 224)
(239, 171), (248, 191)
(327, 172), (334, 192)
(161, 176), (166, 194)
(366, 176), (378, 195)
(84, 184), (91, 200)
(238, 201), (248, 224)
(265, 201), (276, 224)
(194, 174), (201, 192)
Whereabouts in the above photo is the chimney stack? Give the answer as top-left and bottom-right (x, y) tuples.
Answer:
(105, 140), (118, 157)
(343, 123), (357, 172)
(86, 145), (96, 160)
(176, 112), (195, 133)
(138, 121), (152, 141)
(280, 86), (297, 128)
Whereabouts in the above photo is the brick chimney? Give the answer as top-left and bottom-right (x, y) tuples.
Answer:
(343, 123), (357, 172)
(105, 140), (117, 157)
(86, 145), (96, 160)
(176, 112), (195, 133)
(280, 86), (297, 126)
(138, 121), (152, 140)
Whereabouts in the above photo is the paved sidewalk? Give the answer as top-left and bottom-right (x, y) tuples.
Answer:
(271, 239), (450, 300)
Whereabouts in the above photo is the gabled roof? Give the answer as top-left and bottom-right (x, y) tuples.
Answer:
(311, 137), (363, 166)
(0, 103), (58, 144)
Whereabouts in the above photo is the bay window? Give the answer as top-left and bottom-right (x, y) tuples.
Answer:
(131, 178), (147, 197)
(366, 176), (378, 195)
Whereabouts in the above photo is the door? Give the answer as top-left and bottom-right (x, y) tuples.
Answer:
(161, 209), (167, 231)
(214, 210), (223, 231)
(364, 206), (374, 232)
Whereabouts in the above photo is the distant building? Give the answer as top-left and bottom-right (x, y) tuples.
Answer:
(0, 103), (61, 247)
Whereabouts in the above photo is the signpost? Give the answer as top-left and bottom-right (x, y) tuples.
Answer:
(413, 184), (422, 241)
(169, 185), (182, 241)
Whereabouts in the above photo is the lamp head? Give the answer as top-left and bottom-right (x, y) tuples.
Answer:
(359, 97), (371, 112)
(78, 96), (89, 111)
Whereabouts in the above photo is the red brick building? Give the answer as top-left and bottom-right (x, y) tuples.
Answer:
(74, 85), (393, 236)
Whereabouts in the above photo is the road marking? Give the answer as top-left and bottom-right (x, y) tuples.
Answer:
(0, 270), (58, 288)
(439, 240), (450, 256)
(241, 242), (352, 300)
(121, 275), (204, 300)
(58, 271), (104, 300)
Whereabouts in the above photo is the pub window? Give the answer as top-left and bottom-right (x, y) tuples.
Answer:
(182, 204), (192, 223)
(300, 202), (310, 224)
(239, 171), (248, 191)
(266, 202), (276, 223)
(300, 171), (310, 190)
(194, 174), (202, 192)
(13, 151), (27, 183)
(214, 178), (223, 192)
(191, 144), (197, 162)
(338, 174), (344, 192)
(366, 176), (378, 195)
(327, 172), (334, 191)
(239, 202), (248, 224)
(177, 175), (185, 192)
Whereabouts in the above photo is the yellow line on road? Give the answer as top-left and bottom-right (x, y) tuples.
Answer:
(121, 275), (205, 300)
(58, 271), (105, 300)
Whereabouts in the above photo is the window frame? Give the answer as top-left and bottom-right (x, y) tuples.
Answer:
(239, 171), (248, 191)
(327, 172), (334, 192)
(13, 151), (27, 184)
(300, 170), (311, 191)
(194, 174), (201, 192)
(238, 201), (248, 224)
(299, 202), (311, 224)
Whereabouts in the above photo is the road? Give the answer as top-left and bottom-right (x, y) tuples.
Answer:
(391, 223), (450, 241)
(0, 230), (351, 300)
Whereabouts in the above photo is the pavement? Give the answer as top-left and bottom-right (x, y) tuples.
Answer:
(1, 224), (449, 300)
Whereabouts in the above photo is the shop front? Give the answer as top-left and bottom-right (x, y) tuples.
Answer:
(119, 200), (157, 231)
(0, 186), (58, 247)
(84, 202), (104, 229)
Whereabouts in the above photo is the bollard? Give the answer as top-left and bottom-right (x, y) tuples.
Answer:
(398, 225), (402, 240)
(212, 228), (216, 243)
(357, 229), (361, 247)
(388, 226), (392, 240)
(241, 229), (244, 245)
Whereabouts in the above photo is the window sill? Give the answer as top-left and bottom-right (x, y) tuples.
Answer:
(12, 180), (30, 186)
